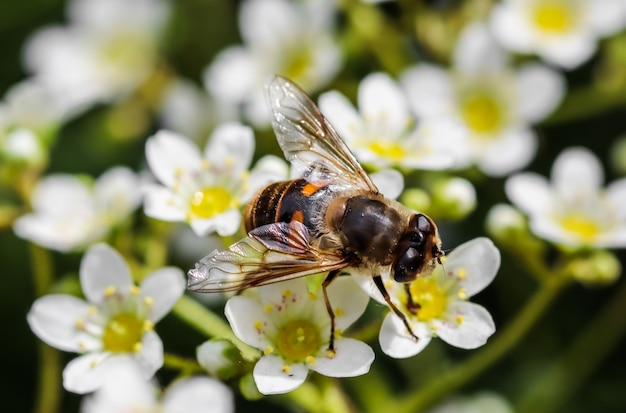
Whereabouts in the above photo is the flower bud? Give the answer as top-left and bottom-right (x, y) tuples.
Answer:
(196, 338), (243, 380)
(566, 250), (621, 286)
(400, 188), (431, 213)
(485, 203), (527, 241)
(431, 177), (476, 220)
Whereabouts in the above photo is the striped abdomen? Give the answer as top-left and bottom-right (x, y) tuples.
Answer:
(244, 179), (332, 233)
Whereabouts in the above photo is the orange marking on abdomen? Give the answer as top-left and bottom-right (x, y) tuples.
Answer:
(302, 182), (322, 197)
(291, 210), (305, 224)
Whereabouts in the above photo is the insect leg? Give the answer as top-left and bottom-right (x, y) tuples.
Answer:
(322, 269), (341, 354)
(404, 283), (420, 315)
(373, 275), (419, 341)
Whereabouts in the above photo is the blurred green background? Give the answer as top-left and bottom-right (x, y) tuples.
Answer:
(2, 1), (626, 412)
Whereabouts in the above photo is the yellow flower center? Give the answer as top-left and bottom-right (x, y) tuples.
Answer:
(368, 140), (406, 161)
(102, 313), (144, 353)
(190, 187), (232, 218)
(409, 278), (448, 322)
(282, 48), (312, 83)
(460, 93), (503, 134)
(532, 2), (576, 33)
(275, 319), (322, 362)
(560, 213), (601, 241)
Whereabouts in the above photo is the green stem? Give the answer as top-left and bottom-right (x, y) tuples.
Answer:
(392, 276), (568, 413)
(29, 244), (61, 413)
(516, 279), (626, 413)
(163, 352), (204, 375)
(172, 295), (260, 361)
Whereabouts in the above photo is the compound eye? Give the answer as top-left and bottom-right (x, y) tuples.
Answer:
(416, 214), (432, 233)
(393, 246), (423, 283)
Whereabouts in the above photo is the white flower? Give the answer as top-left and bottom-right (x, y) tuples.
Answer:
(158, 78), (221, 142)
(224, 277), (374, 395)
(13, 167), (142, 252)
(203, 0), (342, 126)
(402, 23), (565, 176)
(355, 237), (499, 358)
(490, 0), (626, 69)
(27, 244), (185, 394)
(506, 147), (626, 248)
(23, 0), (169, 115)
(318, 72), (468, 171)
(144, 123), (288, 236)
(81, 362), (234, 413)
(0, 79), (64, 165)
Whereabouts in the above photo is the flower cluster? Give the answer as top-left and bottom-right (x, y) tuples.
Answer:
(6, 0), (626, 411)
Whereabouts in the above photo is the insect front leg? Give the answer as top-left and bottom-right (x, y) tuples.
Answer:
(373, 275), (419, 342)
(321, 269), (341, 354)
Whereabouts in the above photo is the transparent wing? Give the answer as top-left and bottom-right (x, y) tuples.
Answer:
(266, 75), (378, 192)
(187, 221), (348, 292)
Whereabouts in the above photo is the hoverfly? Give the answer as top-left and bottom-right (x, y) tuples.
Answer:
(188, 76), (443, 350)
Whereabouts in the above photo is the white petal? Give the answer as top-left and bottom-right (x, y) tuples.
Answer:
(350, 272), (386, 305)
(146, 130), (202, 188)
(31, 174), (92, 216)
(162, 377), (234, 413)
(537, 34), (596, 70)
(224, 296), (270, 349)
(505, 172), (553, 215)
(242, 155), (289, 202)
(379, 314), (431, 359)
(143, 185), (186, 221)
(586, 0), (626, 37)
(257, 278), (310, 309)
(326, 277), (370, 330)
(135, 330), (164, 376)
(370, 169), (404, 200)
(401, 64), (455, 118)
(454, 22), (507, 75)
(80, 362), (156, 413)
(514, 64), (565, 122)
(551, 147), (603, 199)
(140, 267), (185, 322)
(310, 338), (374, 377)
(239, 0), (299, 47)
(318, 90), (362, 144)
(488, 4), (534, 53)
(358, 72), (410, 137)
(409, 118), (470, 170)
(63, 353), (127, 394)
(204, 122), (255, 174)
(80, 244), (133, 304)
(27, 295), (99, 352)
(94, 166), (142, 215)
(444, 237), (500, 297)
(606, 178), (626, 219)
(477, 128), (538, 176)
(203, 46), (257, 103)
(436, 301), (495, 349)
(190, 209), (242, 237)
(253, 355), (308, 395)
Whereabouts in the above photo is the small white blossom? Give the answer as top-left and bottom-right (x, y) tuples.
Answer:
(144, 123), (288, 236)
(27, 244), (185, 394)
(490, 0), (626, 69)
(203, 0), (342, 126)
(81, 362), (234, 413)
(402, 23), (565, 176)
(23, 0), (169, 115)
(224, 277), (374, 395)
(318, 72), (468, 171)
(355, 238), (499, 358)
(13, 167), (142, 252)
(506, 147), (626, 248)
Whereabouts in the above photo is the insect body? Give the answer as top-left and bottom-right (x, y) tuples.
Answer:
(188, 76), (443, 350)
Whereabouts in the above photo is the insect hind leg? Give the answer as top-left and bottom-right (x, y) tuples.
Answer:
(322, 269), (341, 354)
(373, 275), (419, 342)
